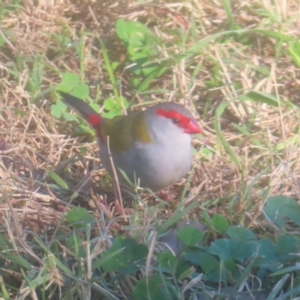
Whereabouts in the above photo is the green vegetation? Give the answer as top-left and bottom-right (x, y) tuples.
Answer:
(1, 0), (300, 299)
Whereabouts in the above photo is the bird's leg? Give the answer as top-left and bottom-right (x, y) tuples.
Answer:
(106, 136), (127, 221)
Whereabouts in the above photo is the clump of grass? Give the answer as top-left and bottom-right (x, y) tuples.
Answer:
(1, 0), (300, 298)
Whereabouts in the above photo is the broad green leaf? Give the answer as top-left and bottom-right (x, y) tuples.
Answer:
(158, 252), (178, 271)
(133, 275), (174, 300)
(227, 226), (256, 241)
(198, 252), (220, 274)
(115, 96), (129, 109)
(212, 214), (229, 232)
(102, 110), (122, 119)
(63, 112), (76, 121)
(177, 226), (204, 246)
(209, 239), (255, 261)
(115, 18), (130, 40)
(51, 103), (62, 118)
(72, 83), (89, 99)
(263, 195), (300, 228)
(61, 72), (80, 87)
(95, 237), (147, 272)
(122, 238), (148, 263)
(275, 235), (298, 260)
(104, 98), (115, 110)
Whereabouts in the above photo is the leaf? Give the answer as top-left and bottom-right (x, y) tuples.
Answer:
(176, 226), (204, 247)
(288, 41), (300, 68)
(51, 100), (67, 118)
(47, 171), (68, 189)
(115, 18), (129, 40)
(115, 96), (129, 110)
(104, 98), (116, 110)
(4, 253), (31, 269)
(271, 264), (300, 276)
(111, 61), (119, 71)
(63, 112), (76, 121)
(66, 234), (86, 257)
(275, 235), (298, 260)
(212, 214), (229, 232)
(158, 252), (178, 271)
(227, 226), (256, 241)
(92, 238), (124, 271)
(209, 239), (255, 261)
(184, 247), (205, 265)
(0, 233), (11, 249)
(53, 256), (74, 276)
(275, 135), (299, 151)
(97, 237), (147, 272)
(198, 252), (220, 274)
(256, 239), (277, 264)
(158, 200), (200, 234)
(263, 195), (300, 228)
(66, 207), (95, 227)
(72, 83), (90, 99)
(138, 65), (168, 92)
(177, 266), (196, 281)
(61, 72), (80, 87)
(255, 238), (292, 272)
(122, 238), (148, 263)
(133, 275), (174, 300)
(245, 91), (282, 107)
(51, 103), (62, 118)
(271, 276), (300, 299)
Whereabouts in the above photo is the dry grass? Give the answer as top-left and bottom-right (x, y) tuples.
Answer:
(1, 0), (300, 232)
(1, 0), (300, 296)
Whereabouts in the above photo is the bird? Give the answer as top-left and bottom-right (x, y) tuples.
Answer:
(58, 91), (202, 192)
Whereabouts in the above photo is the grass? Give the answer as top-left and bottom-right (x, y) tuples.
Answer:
(1, 0), (300, 299)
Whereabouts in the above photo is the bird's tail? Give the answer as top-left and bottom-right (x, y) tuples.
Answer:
(58, 91), (102, 127)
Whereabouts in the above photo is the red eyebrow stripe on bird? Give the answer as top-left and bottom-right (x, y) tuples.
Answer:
(156, 108), (190, 126)
(88, 113), (101, 126)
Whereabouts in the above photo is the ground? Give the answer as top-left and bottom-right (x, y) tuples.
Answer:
(1, 0), (300, 299)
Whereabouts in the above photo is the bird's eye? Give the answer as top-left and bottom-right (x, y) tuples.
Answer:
(172, 118), (180, 124)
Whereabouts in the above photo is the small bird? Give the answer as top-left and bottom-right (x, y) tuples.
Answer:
(59, 91), (201, 192)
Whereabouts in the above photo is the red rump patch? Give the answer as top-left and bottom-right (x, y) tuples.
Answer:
(88, 113), (101, 126)
(88, 113), (103, 140)
(156, 108), (190, 128)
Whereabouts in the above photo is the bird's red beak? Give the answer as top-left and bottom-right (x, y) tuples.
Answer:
(184, 118), (202, 134)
